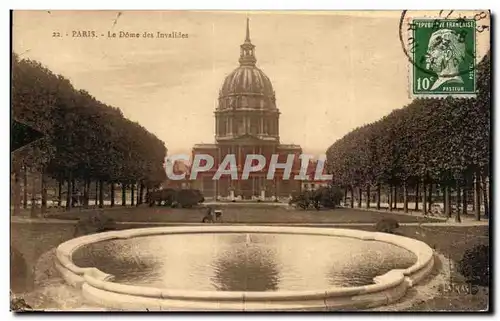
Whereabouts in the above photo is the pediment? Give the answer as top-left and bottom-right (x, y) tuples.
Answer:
(231, 133), (263, 143)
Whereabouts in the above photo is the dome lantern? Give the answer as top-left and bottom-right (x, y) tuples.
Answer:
(238, 18), (257, 66)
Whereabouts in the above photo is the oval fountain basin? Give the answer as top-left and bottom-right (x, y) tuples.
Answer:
(72, 233), (416, 292)
(55, 226), (435, 311)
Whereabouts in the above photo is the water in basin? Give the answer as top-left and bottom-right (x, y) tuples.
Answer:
(72, 233), (416, 292)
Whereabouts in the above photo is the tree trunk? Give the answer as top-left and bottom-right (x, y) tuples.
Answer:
(122, 184), (127, 206)
(131, 184), (135, 206)
(95, 180), (99, 207)
(455, 180), (462, 223)
(110, 183), (115, 207)
(481, 175), (489, 218)
(41, 169), (47, 215)
(392, 185), (397, 210)
(13, 170), (21, 216)
(57, 179), (62, 207)
(376, 184), (381, 210)
(403, 182), (408, 213)
(83, 178), (90, 208)
(357, 187), (362, 208)
(72, 178), (76, 195)
(388, 185), (393, 212)
(72, 178), (77, 208)
(415, 182), (419, 211)
(138, 183), (144, 205)
(422, 182), (427, 215)
(428, 183), (433, 210)
(343, 188), (348, 205)
(66, 173), (73, 211)
(445, 185), (451, 217)
(136, 182), (141, 206)
(350, 186), (354, 208)
(366, 186), (370, 209)
(23, 166), (28, 209)
(30, 170), (37, 218)
(462, 179), (468, 216)
(98, 180), (104, 208)
(475, 174), (481, 221)
(441, 185), (446, 216)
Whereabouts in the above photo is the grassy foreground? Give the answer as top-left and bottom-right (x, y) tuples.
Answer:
(10, 207), (489, 311)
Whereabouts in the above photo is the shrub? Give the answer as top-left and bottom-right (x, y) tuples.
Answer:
(73, 214), (117, 236)
(95, 216), (117, 233)
(458, 244), (489, 286)
(375, 218), (400, 234)
(314, 186), (344, 209)
(161, 188), (177, 206)
(177, 189), (202, 208)
(290, 192), (311, 209)
(147, 188), (204, 207)
(192, 189), (205, 203)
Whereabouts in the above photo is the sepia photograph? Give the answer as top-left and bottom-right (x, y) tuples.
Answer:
(10, 9), (491, 312)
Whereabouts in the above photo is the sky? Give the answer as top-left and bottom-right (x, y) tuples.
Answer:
(12, 10), (490, 156)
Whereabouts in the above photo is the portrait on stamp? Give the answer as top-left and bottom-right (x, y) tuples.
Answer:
(425, 29), (467, 90)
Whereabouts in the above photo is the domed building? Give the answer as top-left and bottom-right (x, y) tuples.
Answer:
(191, 18), (302, 200)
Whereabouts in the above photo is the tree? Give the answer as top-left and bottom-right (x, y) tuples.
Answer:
(325, 52), (491, 221)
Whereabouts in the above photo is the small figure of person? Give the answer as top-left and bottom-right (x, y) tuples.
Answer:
(202, 207), (214, 223)
(214, 210), (223, 223)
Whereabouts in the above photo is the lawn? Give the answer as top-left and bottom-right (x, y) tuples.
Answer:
(47, 205), (443, 224)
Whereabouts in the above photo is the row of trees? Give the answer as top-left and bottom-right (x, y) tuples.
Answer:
(11, 54), (167, 215)
(326, 52), (491, 222)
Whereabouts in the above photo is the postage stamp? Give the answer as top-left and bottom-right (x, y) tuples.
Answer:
(411, 18), (476, 96)
(400, 10), (490, 98)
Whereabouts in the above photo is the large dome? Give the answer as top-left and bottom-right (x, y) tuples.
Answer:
(220, 66), (274, 97)
(217, 18), (277, 110)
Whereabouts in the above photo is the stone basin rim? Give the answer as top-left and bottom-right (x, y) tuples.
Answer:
(56, 225), (434, 301)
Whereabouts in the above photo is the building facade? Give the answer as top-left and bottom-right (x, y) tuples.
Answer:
(191, 19), (303, 200)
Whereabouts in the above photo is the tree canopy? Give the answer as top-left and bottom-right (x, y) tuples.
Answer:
(11, 53), (167, 188)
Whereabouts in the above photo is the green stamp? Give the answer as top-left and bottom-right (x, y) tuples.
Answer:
(411, 19), (476, 96)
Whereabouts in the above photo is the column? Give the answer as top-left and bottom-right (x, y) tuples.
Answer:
(215, 116), (219, 137)
(245, 115), (250, 134)
(237, 145), (241, 196)
(229, 117), (233, 135)
(260, 116), (264, 134)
